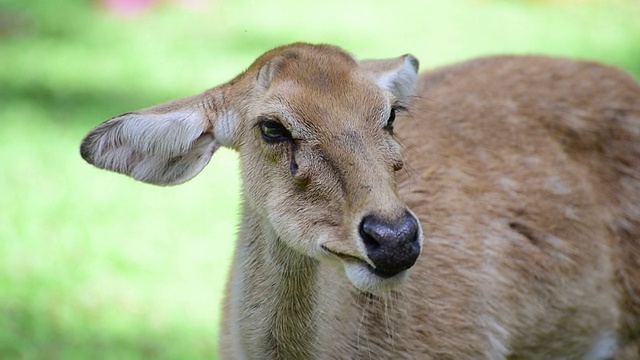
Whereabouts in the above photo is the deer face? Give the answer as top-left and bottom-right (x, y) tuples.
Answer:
(80, 43), (422, 293)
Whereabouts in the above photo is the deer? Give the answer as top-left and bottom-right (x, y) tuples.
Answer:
(80, 43), (640, 359)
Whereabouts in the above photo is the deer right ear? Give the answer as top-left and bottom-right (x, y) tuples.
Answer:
(80, 90), (239, 186)
(360, 55), (419, 100)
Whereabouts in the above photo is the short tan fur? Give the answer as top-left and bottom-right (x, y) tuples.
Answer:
(81, 43), (640, 359)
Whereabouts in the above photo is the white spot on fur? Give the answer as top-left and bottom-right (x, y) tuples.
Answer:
(565, 206), (579, 220)
(485, 320), (509, 358)
(546, 176), (573, 195)
(498, 176), (519, 198)
(583, 332), (616, 360)
(522, 156), (541, 168)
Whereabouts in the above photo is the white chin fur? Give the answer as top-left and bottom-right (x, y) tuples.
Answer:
(343, 261), (408, 294)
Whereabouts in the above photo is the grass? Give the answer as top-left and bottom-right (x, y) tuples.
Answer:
(0, 113), (240, 358)
(1, 0), (639, 358)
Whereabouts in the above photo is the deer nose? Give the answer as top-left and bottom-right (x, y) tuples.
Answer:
(359, 211), (421, 278)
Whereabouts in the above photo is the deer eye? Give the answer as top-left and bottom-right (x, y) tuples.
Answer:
(385, 107), (397, 130)
(259, 119), (292, 143)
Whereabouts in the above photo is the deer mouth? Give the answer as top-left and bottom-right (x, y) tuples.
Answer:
(321, 246), (364, 263)
(321, 246), (410, 294)
(343, 261), (409, 294)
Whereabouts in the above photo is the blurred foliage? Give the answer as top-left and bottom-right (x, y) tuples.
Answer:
(2, 0), (639, 126)
(1, 0), (639, 358)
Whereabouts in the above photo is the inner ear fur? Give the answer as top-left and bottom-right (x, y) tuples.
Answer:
(360, 55), (420, 100)
(80, 93), (225, 186)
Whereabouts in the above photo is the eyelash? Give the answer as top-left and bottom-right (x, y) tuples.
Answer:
(386, 105), (407, 131)
(258, 118), (292, 143)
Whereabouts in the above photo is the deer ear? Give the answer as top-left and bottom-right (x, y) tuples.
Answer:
(80, 91), (239, 186)
(360, 54), (419, 100)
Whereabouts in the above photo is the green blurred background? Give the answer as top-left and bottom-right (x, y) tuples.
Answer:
(1, 0), (639, 358)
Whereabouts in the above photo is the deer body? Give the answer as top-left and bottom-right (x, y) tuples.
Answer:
(81, 44), (640, 359)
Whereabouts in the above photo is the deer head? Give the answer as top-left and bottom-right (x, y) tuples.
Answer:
(81, 43), (422, 293)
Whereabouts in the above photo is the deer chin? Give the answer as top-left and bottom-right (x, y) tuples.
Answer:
(342, 260), (409, 295)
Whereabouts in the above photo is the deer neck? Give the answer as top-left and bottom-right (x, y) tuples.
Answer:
(230, 203), (324, 359)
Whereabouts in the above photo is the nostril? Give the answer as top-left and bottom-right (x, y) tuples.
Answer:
(359, 215), (382, 253)
(358, 212), (421, 278)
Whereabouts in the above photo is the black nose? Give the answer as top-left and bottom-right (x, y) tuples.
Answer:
(359, 211), (421, 278)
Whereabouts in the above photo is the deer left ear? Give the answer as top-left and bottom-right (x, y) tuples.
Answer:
(80, 90), (238, 186)
(360, 54), (419, 100)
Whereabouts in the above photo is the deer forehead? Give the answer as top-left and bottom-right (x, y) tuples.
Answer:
(256, 76), (393, 139)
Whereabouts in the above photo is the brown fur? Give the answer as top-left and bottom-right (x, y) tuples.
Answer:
(394, 56), (640, 358)
(80, 44), (640, 359)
